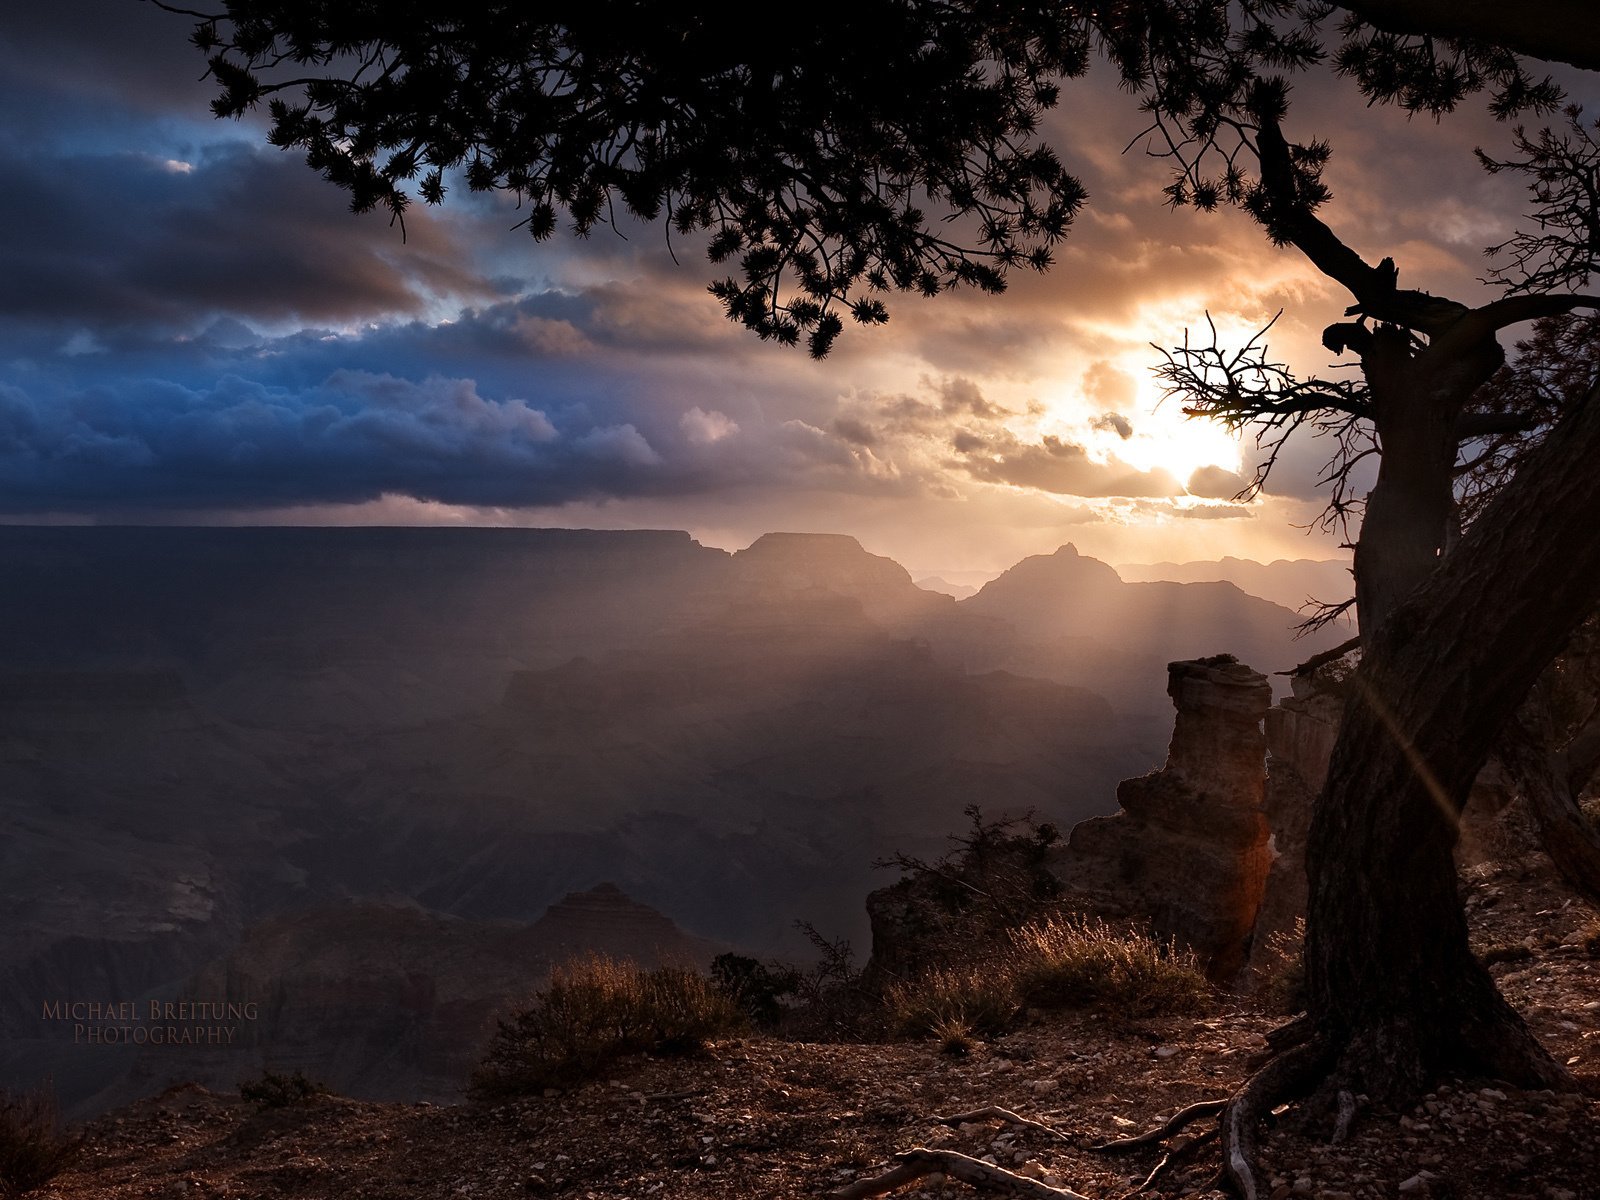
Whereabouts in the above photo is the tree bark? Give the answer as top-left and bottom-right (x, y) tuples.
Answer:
(1500, 688), (1600, 906)
(1303, 380), (1600, 1099)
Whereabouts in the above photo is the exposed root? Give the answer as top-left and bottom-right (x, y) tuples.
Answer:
(1118, 1126), (1219, 1198)
(826, 1148), (1093, 1200)
(1221, 1039), (1331, 1200)
(935, 1106), (1074, 1143)
(1330, 1089), (1359, 1145)
(1091, 1097), (1229, 1151)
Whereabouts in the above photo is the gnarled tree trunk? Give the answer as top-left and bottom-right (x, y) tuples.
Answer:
(1302, 379), (1600, 1101)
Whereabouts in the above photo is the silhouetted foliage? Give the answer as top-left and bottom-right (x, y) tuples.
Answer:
(874, 804), (1062, 931)
(238, 1069), (328, 1107)
(709, 952), (802, 1029)
(162, 2), (1558, 355)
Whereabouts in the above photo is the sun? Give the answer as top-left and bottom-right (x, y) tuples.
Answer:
(1082, 356), (1245, 490)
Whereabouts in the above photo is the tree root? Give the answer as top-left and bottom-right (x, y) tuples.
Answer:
(935, 1107), (1074, 1143)
(1091, 1098), (1229, 1151)
(1330, 1089), (1359, 1145)
(1221, 1039), (1332, 1200)
(1119, 1126), (1219, 1198)
(826, 1148), (1093, 1200)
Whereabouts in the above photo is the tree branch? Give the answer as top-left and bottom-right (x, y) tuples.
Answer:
(1252, 109), (1469, 336)
(1335, 1), (1600, 74)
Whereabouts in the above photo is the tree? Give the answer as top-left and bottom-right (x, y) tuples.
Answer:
(155, 2), (1600, 1193)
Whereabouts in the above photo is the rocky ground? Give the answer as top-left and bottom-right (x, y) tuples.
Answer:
(36, 855), (1600, 1200)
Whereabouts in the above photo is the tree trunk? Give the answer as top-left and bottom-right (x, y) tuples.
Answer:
(1303, 379), (1600, 1100)
(1500, 688), (1600, 906)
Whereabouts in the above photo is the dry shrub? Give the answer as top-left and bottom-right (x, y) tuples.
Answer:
(239, 1069), (327, 1108)
(1253, 918), (1307, 1014)
(886, 916), (1210, 1045)
(0, 1087), (80, 1199)
(885, 964), (1021, 1039)
(471, 956), (745, 1098)
(1009, 915), (1211, 1018)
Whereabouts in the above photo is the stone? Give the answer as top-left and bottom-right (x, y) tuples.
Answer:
(1057, 656), (1273, 979)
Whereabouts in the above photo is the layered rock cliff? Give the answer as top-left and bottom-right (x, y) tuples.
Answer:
(1056, 657), (1274, 980)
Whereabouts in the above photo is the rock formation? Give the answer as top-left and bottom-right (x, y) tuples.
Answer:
(1057, 656), (1274, 980)
(1245, 674), (1344, 978)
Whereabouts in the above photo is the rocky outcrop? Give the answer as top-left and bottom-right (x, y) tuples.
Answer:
(1057, 656), (1274, 980)
(1245, 676), (1343, 978)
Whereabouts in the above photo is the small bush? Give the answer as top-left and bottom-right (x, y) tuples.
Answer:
(1009, 916), (1211, 1018)
(1253, 919), (1307, 1014)
(239, 1070), (328, 1108)
(710, 953), (802, 1028)
(0, 1086), (81, 1198)
(885, 964), (1021, 1039)
(471, 957), (744, 1099)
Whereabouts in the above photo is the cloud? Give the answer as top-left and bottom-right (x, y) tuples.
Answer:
(679, 407), (738, 444)
(0, 142), (497, 334)
(0, 372), (630, 511)
(951, 429), (1185, 498)
(1186, 464), (1251, 499)
(1092, 412), (1134, 439)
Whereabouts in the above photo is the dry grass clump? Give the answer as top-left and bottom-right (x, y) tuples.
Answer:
(0, 1087), (81, 1199)
(1009, 916), (1211, 1018)
(1253, 918), (1307, 1014)
(885, 964), (1021, 1040)
(886, 915), (1211, 1044)
(471, 956), (745, 1098)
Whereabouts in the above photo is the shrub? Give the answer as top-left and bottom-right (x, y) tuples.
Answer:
(710, 953), (802, 1028)
(1253, 918), (1307, 1014)
(239, 1069), (328, 1108)
(471, 956), (745, 1098)
(885, 964), (1021, 1039)
(1009, 916), (1211, 1018)
(0, 1086), (81, 1198)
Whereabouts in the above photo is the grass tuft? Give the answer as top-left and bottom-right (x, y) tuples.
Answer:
(471, 956), (745, 1099)
(886, 914), (1211, 1046)
(1008, 915), (1211, 1018)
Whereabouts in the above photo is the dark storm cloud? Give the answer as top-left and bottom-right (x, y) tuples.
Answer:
(0, 371), (688, 511)
(0, 142), (496, 331)
(0, 1), (209, 113)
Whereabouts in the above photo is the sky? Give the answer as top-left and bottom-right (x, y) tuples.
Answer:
(2, 3), (1593, 576)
